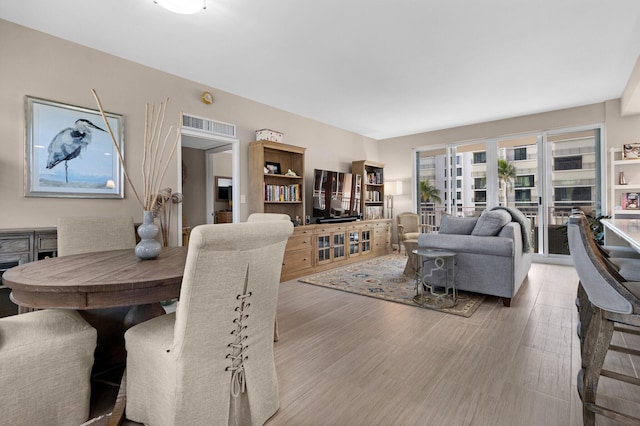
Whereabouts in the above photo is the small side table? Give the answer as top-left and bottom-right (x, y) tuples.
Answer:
(412, 249), (457, 308)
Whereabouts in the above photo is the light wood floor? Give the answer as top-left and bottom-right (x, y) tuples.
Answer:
(266, 262), (640, 426)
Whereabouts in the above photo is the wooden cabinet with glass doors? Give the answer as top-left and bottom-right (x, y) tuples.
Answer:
(315, 224), (348, 267)
(347, 222), (372, 258)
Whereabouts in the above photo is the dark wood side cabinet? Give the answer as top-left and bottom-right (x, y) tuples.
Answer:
(0, 228), (57, 316)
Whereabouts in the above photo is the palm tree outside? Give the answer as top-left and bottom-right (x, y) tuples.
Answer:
(420, 179), (442, 204)
(497, 158), (516, 206)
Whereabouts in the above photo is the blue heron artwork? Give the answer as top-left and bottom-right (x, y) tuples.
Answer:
(26, 96), (124, 198)
(46, 118), (106, 183)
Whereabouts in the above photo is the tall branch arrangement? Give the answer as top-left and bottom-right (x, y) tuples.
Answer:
(92, 89), (182, 211)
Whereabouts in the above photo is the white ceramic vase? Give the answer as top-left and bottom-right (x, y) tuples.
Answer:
(135, 211), (162, 260)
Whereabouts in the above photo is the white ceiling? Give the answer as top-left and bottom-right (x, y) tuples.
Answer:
(2, 0), (640, 140)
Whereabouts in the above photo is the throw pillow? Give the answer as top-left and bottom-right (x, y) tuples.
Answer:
(471, 209), (512, 236)
(439, 215), (478, 235)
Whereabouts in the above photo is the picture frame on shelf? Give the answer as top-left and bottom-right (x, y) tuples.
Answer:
(265, 161), (281, 174)
(623, 143), (640, 160)
(622, 192), (640, 210)
(25, 96), (124, 198)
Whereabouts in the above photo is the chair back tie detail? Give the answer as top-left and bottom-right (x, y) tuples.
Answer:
(226, 265), (252, 404)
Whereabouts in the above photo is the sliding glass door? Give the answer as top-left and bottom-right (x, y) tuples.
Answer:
(414, 126), (603, 258)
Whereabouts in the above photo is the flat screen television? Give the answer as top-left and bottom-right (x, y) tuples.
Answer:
(217, 185), (231, 201)
(312, 169), (361, 221)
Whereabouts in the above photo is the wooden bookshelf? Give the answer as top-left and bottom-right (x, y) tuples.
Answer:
(248, 141), (306, 222)
(352, 160), (385, 220)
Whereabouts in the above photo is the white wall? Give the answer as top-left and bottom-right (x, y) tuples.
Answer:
(0, 20), (378, 241)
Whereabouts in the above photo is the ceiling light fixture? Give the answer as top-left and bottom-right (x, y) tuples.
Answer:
(154, 0), (206, 14)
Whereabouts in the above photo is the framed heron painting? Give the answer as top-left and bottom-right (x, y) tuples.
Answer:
(25, 96), (124, 198)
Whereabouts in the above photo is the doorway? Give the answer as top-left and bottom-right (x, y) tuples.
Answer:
(178, 130), (239, 245)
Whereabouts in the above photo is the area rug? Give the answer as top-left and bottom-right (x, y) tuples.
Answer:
(298, 254), (486, 317)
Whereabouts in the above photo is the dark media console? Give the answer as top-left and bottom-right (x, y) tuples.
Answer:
(315, 216), (361, 224)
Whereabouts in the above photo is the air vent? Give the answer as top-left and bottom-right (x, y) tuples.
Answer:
(182, 114), (236, 138)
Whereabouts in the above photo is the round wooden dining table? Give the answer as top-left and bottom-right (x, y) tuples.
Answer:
(3, 246), (188, 424)
(3, 247), (187, 313)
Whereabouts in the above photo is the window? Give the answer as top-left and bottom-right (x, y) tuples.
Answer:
(555, 187), (591, 201)
(515, 175), (534, 188)
(474, 177), (486, 189)
(456, 191), (461, 200)
(456, 168), (462, 177)
(555, 156), (582, 171)
(456, 180), (461, 189)
(473, 152), (486, 164)
(474, 191), (486, 202)
(515, 189), (531, 201)
(514, 147), (527, 161)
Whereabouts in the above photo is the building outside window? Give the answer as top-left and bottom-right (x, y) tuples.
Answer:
(515, 189), (531, 202)
(554, 155), (583, 171)
(554, 187), (591, 204)
(514, 147), (527, 161)
(473, 152), (486, 164)
(515, 175), (534, 188)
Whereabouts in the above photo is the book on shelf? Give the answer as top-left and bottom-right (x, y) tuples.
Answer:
(366, 171), (383, 184)
(263, 183), (301, 202)
(366, 190), (381, 202)
(622, 192), (640, 210)
(365, 206), (383, 220)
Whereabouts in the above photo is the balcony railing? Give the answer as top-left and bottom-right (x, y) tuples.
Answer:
(418, 203), (597, 255)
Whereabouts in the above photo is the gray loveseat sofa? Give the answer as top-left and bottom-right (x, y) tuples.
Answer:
(417, 208), (532, 306)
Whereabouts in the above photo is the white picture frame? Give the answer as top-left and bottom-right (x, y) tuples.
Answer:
(25, 96), (124, 198)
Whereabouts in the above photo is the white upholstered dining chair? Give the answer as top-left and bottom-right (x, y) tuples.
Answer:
(247, 212), (291, 222)
(247, 212), (292, 341)
(124, 220), (293, 425)
(0, 309), (97, 425)
(57, 216), (136, 256)
(56, 215), (137, 367)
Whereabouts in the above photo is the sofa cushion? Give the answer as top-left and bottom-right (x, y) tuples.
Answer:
(439, 216), (478, 235)
(472, 209), (512, 236)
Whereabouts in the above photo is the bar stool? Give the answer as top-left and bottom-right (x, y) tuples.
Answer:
(568, 214), (640, 425)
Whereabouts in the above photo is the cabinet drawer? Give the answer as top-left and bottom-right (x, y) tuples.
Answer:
(37, 236), (57, 251)
(0, 238), (30, 254)
(316, 225), (347, 233)
(282, 249), (313, 273)
(373, 227), (389, 236)
(285, 234), (313, 251)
